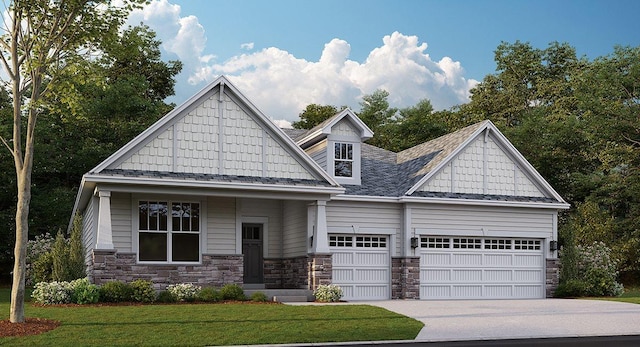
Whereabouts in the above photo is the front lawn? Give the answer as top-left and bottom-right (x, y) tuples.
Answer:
(0, 288), (423, 346)
(596, 286), (640, 305)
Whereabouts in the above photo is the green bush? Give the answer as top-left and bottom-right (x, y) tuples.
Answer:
(220, 283), (245, 301)
(130, 279), (156, 303)
(554, 279), (588, 298)
(167, 283), (201, 302)
(31, 251), (54, 284)
(71, 278), (100, 304)
(198, 287), (221, 302)
(557, 241), (624, 297)
(314, 284), (343, 302)
(250, 291), (268, 302)
(100, 281), (133, 302)
(32, 281), (74, 304)
(156, 290), (177, 303)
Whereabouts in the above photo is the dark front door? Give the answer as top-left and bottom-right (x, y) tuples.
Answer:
(242, 223), (264, 284)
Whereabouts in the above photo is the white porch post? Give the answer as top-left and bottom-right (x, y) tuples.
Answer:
(312, 200), (330, 253)
(95, 190), (114, 250)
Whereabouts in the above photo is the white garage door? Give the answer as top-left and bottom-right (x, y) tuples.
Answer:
(330, 234), (390, 300)
(420, 236), (545, 299)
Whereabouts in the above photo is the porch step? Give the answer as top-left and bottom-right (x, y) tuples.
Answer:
(243, 288), (314, 302)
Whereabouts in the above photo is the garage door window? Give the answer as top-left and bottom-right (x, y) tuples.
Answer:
(329, 235), (353, 247)
(356, 236), (386, 248)
(421, 237), (542, 251)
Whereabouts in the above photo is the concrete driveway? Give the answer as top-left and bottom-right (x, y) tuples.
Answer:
(362, 299), (640, 342)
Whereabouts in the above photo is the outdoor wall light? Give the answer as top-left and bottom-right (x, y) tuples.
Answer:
(410, 237), (419, 249)
(549, 240), (558, 251)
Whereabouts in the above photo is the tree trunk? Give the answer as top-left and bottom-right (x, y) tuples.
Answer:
(10, 171), (30, 323)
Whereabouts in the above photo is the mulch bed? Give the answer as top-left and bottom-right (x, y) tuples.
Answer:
(0, 317), (60, 337)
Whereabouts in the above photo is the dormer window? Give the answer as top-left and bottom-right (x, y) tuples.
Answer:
(334, 142), (353, 177)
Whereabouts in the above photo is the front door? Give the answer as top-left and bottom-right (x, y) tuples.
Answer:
(242, 223), (264, 284)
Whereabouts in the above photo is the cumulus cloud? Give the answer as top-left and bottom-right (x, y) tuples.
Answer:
(130, 1), (478, 124)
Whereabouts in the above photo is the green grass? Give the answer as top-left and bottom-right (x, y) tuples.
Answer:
(590, 286), (640, 304)
(0, 288), (423, 346)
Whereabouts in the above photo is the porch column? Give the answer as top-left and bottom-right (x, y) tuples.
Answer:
(312, 200), (330, 253)
(95, 190), (114, 250)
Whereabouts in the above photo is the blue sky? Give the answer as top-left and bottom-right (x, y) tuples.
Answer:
(128, 0), (640, 126)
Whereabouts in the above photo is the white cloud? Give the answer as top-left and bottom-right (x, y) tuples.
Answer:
(240, 42), (254, 50)
(130, 1), (478, 123)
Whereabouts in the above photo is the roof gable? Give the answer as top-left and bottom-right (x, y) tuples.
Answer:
(91, 76), (338, 185)
(404, 121), (565, 202)
(296, 108), (373, 147)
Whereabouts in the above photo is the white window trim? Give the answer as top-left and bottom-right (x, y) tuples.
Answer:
(328, 140), (361, 185)
(132, 196), (206, 265)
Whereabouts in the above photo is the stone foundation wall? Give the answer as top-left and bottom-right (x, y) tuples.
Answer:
(307, 253), (332, 291)
(391, 257), (420, 299)
(546, 258), (560, 298)
(91, 250), (243, 290)
(263, 256), (308, 289)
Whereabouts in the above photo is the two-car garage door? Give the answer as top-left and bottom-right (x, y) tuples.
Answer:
(420, 236), (545, 299)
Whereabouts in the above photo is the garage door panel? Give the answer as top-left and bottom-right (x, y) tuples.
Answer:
(355, 269), (388, 282)
(452, 285), (482, 297)
(452, 253), (482, 265)
(513, 269), (542, 282)
(422, 269), (450, 281)
(421, 285), (450, 298)
(333, 269), (353, 281)
(514, 254), (543, 266)
(484, 269), (512, 281)
(485, 285), (512, 297)
(484, 254), (512, 266)
(355, 252), (388, 265)
(452, 269), (482, 281)
(514, 285), (543, 298)
(355, 285), (388, 298)
(423, 253), (450, 266)
(332, 252), (354, 266)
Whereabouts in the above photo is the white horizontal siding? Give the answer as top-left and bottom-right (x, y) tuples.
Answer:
(282, 200), (308, 257)
(326, 201), (402, 255)
(411, 205), (553, 238)
(305, 140), (328, 172)
(82, 197), (97, 263)
(207, 196), (236, 254)
(111, 192), (132, 252)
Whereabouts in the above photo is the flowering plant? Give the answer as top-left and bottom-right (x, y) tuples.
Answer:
(314, 284), (343, 302)
(167, 283), (201, 302)
(32, 281), (74, 305)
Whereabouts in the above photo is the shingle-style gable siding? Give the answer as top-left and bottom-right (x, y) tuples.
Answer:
(114, 91), (316, 180)
(418, 134), (545, 198)
(330, 119), (360, 139)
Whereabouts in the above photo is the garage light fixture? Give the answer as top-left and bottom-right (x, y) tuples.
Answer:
(549, 240), (558, 251)
(411, 237), (419, 249)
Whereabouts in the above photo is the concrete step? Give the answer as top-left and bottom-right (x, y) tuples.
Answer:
(244, 288), (314, 302)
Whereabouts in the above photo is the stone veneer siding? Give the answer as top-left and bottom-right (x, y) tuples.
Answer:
(546, 258), (560, 298)
(391, 257), (420, 299)
(263, 256), (308, 289)
(307, 253), (332, 291)
(91, 250), (243, 290)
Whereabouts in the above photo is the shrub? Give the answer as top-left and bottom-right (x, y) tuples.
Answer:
(130, 279), (156, 303)
(250, 291), (268, 302)
(156, 290), (177, 303)
(100, 281), (133, 302)
(67, 214), (87, 280)
(167, 283), (201, 302)
(32, 281), (74, 305)
(31, 251), (54, 284)
(314, 284), (343, 302)
(71, 278), (100, 304)
(26, 233), (55, 285)
(557, 241), (624, 297)
(220, 283), (245, 301)
(198, 287), (221, 302)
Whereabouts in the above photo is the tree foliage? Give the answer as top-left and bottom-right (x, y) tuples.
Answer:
(292, 104), (344, 129)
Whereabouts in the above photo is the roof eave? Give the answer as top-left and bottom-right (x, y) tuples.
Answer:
(400, 195), (571, 209)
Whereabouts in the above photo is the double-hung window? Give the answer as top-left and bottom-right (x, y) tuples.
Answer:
(138, 200), (200, 263)
(334, 142), (353, 177)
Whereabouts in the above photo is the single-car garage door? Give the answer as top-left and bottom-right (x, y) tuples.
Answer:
(330, 234), (390, 300)
(420, 236), (544, 299)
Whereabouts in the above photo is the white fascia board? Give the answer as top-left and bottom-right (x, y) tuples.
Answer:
(328, 109), (374, 140)
(399, 196), (571, 210)
(405, 122), (489, 196)
(67, 176), (97, 232)
(332, 194), (401, 203)
(82, 174), (345, 196)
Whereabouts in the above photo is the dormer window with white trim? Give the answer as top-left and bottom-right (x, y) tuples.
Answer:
(334, 142), (353, 177)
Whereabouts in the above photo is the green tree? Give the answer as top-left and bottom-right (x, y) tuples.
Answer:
(391, 99), (448, 151)
(292, 104), (343, 129)
(357, 89), (397, 148)
(0, 0), (143, 323)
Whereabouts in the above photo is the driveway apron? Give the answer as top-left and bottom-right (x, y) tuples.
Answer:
(362, 299), (640, 341)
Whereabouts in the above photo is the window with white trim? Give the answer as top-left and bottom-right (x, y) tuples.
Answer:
(421, 237), (450, 249)
(356, 236), (387, 248)
(138, 200), (200, 263)
(453, 238), (482, 249)
(334, 142), (353, 177)
(514, 239), (541, 250)
(484, 239), (512, 250)
(329, 235), (353, 247)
